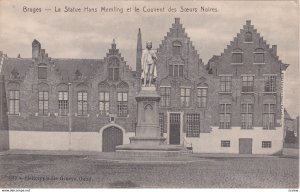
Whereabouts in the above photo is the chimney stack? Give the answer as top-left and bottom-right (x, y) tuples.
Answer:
(32, 39), (41, 59)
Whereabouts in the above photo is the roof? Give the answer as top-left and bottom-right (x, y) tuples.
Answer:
(1, 58), (33, 79)
(52, 58), (104, 81)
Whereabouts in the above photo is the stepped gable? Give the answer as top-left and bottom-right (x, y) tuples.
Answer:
(104, 39), (132, 74)
(157, 18), (204, 66)
(208, 20), (289, 70)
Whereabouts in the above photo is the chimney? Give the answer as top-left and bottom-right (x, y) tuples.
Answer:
(136, 28), (142, 75)
(32, 39), (41, 59)
(272, 45), (277, 56)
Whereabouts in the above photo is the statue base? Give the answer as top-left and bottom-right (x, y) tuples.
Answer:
(116, 86), (186, 157)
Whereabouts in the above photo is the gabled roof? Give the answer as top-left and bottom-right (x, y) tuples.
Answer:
(52, 58), (104, 81)
(157, 18), (203, 65)
(1, 58), (33, 79)
(207, 20), (289, 70)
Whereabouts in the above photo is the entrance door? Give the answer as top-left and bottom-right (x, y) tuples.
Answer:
(169, 113), (181, 145)
(102, 127), (123, 152)
(239, 138), (253, 154)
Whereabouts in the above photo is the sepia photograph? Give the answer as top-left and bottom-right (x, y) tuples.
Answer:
(0, 0), (299, 190)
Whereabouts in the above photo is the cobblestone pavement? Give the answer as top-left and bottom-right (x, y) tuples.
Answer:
(0, 151), (298, 188)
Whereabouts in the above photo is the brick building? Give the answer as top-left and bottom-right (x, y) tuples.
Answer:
(0, 18), (289, 154)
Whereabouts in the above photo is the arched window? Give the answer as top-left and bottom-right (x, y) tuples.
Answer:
(172, 41), (182, 55)
(98, 81), (110, 116)
(108, 57), (120, 81)
(76, 83), (89, 116)
(245, 32), (253, 42)
(254, 48), (265, 64)
(232, 48), (243, 64)
(38, 63), (47, 79)
(7, 82), (20, 115)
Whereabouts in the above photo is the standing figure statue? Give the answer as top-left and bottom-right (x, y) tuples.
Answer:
(141, 41), (158, 87)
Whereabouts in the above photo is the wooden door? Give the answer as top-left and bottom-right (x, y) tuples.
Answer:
(169, 114), (181, 145)
(239, 138), (253, 154)
(102, 127), (123, 152)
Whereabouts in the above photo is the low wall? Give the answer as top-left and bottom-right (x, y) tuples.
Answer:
(9, 130), (135, 152)
(186, 126), (284, 154)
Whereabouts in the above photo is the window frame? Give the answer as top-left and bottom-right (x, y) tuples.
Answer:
(99, 91), (110, 116)
(117, 92), (128, 117)
(77, 91), (88, 116)
(8, 90), (20, 115)
(263, 104), (276, 129)
(58, 91), (68, 116)
(241, 103), (253, 129)
(262, 141), (272, 148)
(186, 114), (201, 137)
(38, 91), (49, 116)
(219, 103), (231, 129)
(264, 75), (276, 93)
(197, 87), (208, 108)
(221, 140), (231, 147)
(220, 76), (232, 92)
(242, 75), (254, 92)
(160, 87), (171, 107)
(180, 87), (191, 108)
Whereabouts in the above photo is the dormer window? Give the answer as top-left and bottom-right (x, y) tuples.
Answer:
(75, 69), (82, 80)
(245, 32), (253, 42)
(38, 64), (47, 79)
(232, 49), (243, 64)
(108, 57), (120, 81)
(254, 48), (265, 64)
(10, 68), (20, 79)
(172, 41), (182, 55)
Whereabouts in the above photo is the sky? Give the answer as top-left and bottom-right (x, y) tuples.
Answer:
(0, 0), (299, 117)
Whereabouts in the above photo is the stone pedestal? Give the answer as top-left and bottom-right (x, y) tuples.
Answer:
(116, 86), (185, 156)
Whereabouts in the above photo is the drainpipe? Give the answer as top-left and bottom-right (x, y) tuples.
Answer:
(68, 82), (72, 150)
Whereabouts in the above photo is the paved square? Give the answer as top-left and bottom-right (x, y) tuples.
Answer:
(0, 153), (298, 188)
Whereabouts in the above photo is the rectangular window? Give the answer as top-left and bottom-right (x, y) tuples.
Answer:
(8, 90), (19, 115)
(38, 91), (48, 115)
(77, 92), (88, 116)
(262, 141), (272, 148)
(58, 91), (68, 116)
(169, 64), (184, 77)
(219, 104), (231, 129)
(197, 88), (207, 107)
(263, 104), (276, 129)
(38, 66), (47, 79)
(159, 113), (164, 137)
(180, 88), (190, 107)
(254, 53), (264, 63)
(232, 53), (243, 63)
(108, 67), (119, 81)
(117, 92), (128, 117)
(264, 76), (276, 92)
(220, 76), (232, 92)
(221, 140), (231, 147)
(242, 76), (254, 92)
(186, 114), (200, 137)
(160, 87), (171, 107)
(99, 92), (110, 116)
(241, 104), (253, 129)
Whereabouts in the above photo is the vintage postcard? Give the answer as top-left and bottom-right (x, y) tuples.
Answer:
(0, 0), (299, 190)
